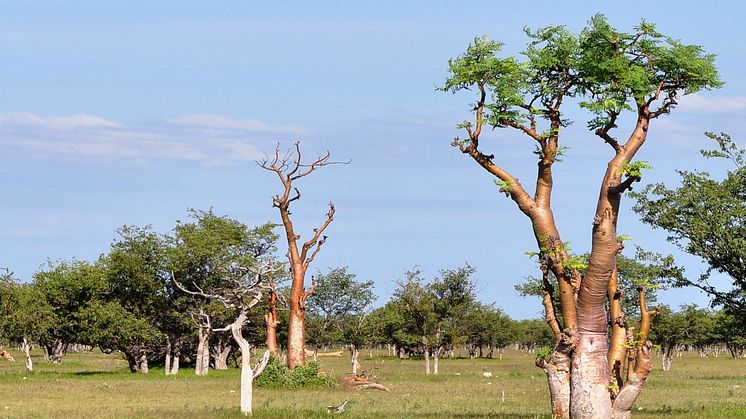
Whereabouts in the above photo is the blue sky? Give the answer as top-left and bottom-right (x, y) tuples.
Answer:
(2, 1), (744, 319)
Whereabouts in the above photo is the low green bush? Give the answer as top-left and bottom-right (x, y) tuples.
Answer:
(255, 357), (336, 389)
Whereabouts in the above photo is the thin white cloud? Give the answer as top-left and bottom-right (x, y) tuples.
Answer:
(677, 94), (746, 114)
(0, 112), (296, 166)
(170, 114), (306, 135)
(0, 112), (120, 130)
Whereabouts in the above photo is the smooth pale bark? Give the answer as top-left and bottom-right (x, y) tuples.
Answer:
(164, 338), (172, 375)
(170, 352), (180, 375)
(433, 347), (441, 375)
(537, 350), (571, 419)
(350, 344), (360, 377)
(230, 311), (271, 416)
(138, 351), (149, 374)
(423, 339), (431, 375)
(570, 333), (612, 418)
(195, 327), (210, 375)
(212, 337), (232, 370)
(165, 339), (181, 375)
(22, 338), (33, 372)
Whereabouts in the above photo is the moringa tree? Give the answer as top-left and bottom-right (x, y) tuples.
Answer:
(177, 259), (277, 415)
(440, 15), (720, 418)
(259, 142), (344, 368)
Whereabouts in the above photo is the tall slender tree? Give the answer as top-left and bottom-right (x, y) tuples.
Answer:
(440, 15), (720, 418)
(259, 142), (344, 368)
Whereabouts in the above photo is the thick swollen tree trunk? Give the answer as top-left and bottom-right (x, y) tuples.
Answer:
(537, 349), (571, 419)
(165, 338), (181, 375)
(287, 262), (307, 369)
(44, 341), (67, 364)
(212, 336), (232, 370)
(195, 326), (210, 375)
(571, 119), (650, 418)
(171, 350), (181, 375)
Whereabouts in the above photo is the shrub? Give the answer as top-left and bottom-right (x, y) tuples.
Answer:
(255, 357), (336, 389)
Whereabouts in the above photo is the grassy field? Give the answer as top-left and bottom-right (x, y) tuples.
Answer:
(0, 348), (744, 418)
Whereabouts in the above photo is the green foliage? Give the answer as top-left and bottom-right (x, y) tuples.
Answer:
(535, 346), (552, 361)
(441, 14), (721, 141)
(306, 267), (376, 347)
(32, 259), (109, 351)
(254, 357), (336, 389)
(632, 133), (746, 320)
(391, 265), (478, 354)
(494, 179), (513, 194)
(563, 255), (588, 272)
(0, 277), (54, 344)
(621, 160), (653, 178)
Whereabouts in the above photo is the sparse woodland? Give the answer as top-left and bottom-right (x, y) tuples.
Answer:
(1, 14), (745, 419)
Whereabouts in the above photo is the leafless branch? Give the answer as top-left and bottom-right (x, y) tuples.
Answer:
(301, 202), (335, 267)
(252, 350), (272, 379)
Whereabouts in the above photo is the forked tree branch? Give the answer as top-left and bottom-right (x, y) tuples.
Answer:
(300, 203), (335, 267)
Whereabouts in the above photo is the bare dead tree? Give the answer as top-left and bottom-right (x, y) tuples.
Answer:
(174, 261), (279, 415)
(259, 142), (346, 368)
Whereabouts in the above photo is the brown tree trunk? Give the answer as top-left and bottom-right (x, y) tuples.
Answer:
(265, 288), (280, 357)
(287, 264), (307, 369)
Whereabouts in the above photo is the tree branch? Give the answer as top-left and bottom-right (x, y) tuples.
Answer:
(300, 202), (335, 267)
(252, 350), (272, 379)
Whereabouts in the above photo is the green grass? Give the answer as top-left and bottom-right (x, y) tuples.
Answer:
(0, 348), (744, 418)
